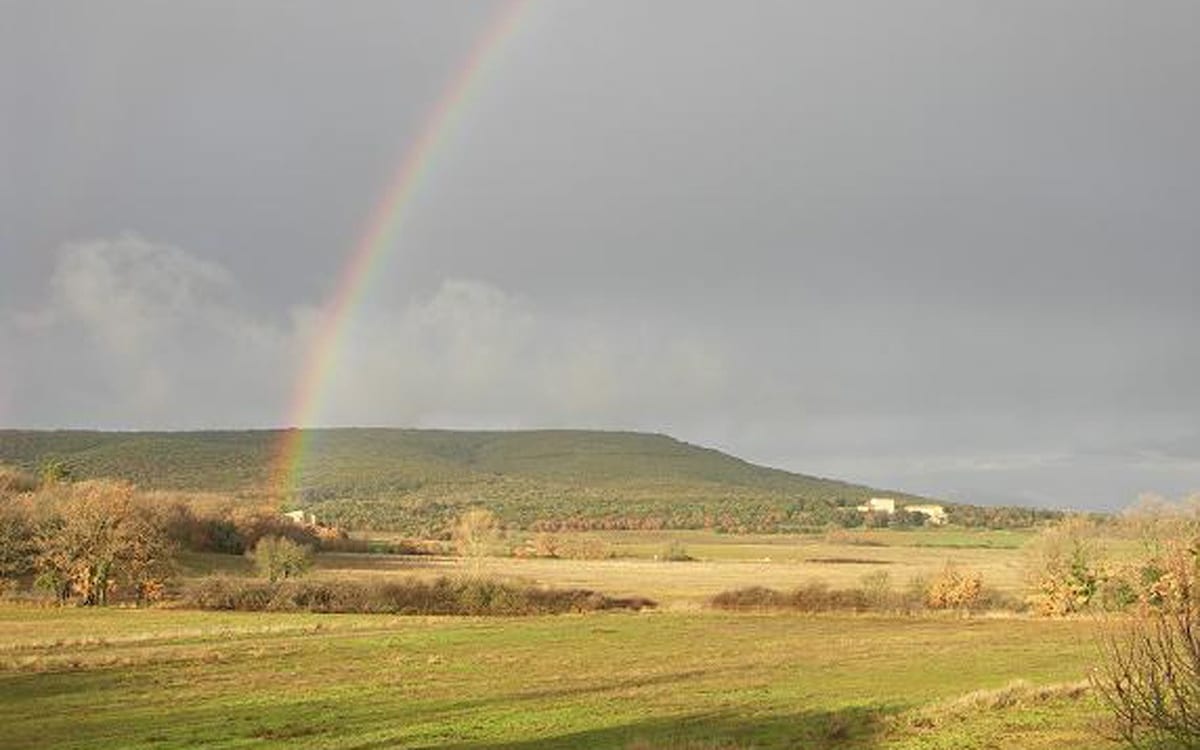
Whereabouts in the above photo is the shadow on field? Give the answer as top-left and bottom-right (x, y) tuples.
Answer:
(447, 706), (890, 750)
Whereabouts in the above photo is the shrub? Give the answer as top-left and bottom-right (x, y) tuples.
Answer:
(183, 576), (655, 615)
(0, 466), (38, 495)
(660, 541), (695, 562)
(1093, 540), (1200, 748)
(453, 508), (500, 560)
(711, 583), (869, 613)
(711, 586), (787, 610)
(860, 570), (892, 610)
(1027, 516), (1106, 615)
(249, 536), (313, 583)
(0, 502), (37, 584)
(711, 569), (1012, 615)
(33, 480), (176, 605)
(924, 564), (984, 610)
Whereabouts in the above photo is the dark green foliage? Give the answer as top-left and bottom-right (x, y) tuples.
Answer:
(0, 429), (1060, 534)
(183, 576), (656, 615)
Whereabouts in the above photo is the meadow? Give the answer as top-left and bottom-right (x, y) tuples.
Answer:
(0, 527), (1125, 749)
(0, 605), (1113, 750)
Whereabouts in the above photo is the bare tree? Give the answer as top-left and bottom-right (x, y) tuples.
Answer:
(1094, 541), (1200, 748)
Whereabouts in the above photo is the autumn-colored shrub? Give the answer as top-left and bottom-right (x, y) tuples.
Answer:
(0, 465), (38, 496)
(924, 565), (984, 610)
(33, 480), (176, 605)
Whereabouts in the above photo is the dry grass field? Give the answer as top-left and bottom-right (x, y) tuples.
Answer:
(317, 529), (1036, 608)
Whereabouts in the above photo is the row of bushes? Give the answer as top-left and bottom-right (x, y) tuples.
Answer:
(711, 568), (1017, 614)
(183, 576), (656, 615)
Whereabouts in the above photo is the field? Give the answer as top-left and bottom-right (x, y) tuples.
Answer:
(0, 527), (1126, 749)
(0, 606), (1114, 750)
(315, 529), (1037, 608)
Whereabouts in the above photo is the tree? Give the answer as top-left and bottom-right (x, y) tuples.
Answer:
(453, 508), (499, 561)
(1027, 516), (1105, 615)
(38, 458), (72, 486)
(249, 535), (312, 583)
(0, 502), (37, 589)
(33, 480), (176, 605)
(120, 502), (178, 604)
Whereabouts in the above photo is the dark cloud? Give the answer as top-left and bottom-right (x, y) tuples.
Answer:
(3, 1), (1199, 509)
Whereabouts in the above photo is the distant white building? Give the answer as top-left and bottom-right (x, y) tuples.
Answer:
(905, 504), (948, 525)
(856, 497), (896, 514)
(283, 509), (317, 526)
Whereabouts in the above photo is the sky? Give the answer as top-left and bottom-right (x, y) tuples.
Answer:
(2, 0), (1199, 511)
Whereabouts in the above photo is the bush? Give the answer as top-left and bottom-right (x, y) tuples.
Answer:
(0, 466), (38, 495)
(659, 541), (695, 562)
(183, 576), (656, 615)
(711, 569), (1012, 615)
(1026, 516), (1106, 616)
(711, 586), (787, 609)
(1094, 540), (1200, 748)
(711, 583), (869, 613)
(33, 480), (176, 605)
(249, 536), (313, 583)
(924, 564), (985, 610)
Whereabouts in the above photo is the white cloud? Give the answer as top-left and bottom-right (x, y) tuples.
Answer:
(318, 278), (731, 428)
(6, 234), (294, 426)
(5, 237), (732, 432)
(43, 232), (234, 354)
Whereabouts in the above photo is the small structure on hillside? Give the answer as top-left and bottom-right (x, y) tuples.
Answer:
(283, 509), (317, 526)
(904, 504), (948, 525)
(856, 497), (896, 514)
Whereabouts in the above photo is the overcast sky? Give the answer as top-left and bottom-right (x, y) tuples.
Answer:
(3, 1), (1199, 510)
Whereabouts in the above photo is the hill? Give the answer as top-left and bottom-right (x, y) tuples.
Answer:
(0, 428), (1046, 533)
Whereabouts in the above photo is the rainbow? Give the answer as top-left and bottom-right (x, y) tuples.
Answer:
(269, 0), (530, 497)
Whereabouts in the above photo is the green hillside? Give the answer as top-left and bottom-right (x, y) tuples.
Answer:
(0, 428), (1028, 534)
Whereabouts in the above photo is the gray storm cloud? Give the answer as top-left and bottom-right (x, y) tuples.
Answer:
(3, 1), (1200, 509)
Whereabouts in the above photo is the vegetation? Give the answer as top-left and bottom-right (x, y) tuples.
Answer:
(3, 452), (1183, 748)
(0, 429), (1062, 535)
(1094, 539), (1200, 748)
(0, 605), (1114, 749)
(249, 535), (313, 583)
(184, 576), (654, 615)
(711, 565), (1005, 614)
(0, 480), (177, 605)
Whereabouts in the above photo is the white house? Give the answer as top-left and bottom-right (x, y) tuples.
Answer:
(283, 509), (317, 526)
(904, 504), (948, 525)
(856, 497), (896, 514)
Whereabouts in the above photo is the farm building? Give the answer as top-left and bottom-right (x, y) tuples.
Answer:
(856, 497), (896, 514)
(904, 504), (948, 525)
(283, 509), (317, 526)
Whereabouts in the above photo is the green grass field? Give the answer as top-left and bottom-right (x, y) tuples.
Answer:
(0, 605), (1114, 750)
(1, 527), (1126, 748)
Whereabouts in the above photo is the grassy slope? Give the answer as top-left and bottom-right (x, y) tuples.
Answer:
(0, 429), (931, 531)
(0, 606), (1113, 750)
